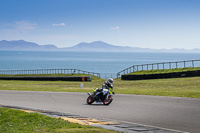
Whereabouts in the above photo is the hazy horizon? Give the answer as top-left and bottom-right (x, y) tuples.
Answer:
(0, 0), (200, 49)
(1, 40), (200, 53)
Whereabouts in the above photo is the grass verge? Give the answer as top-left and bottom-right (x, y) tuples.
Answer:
(0, 76), (200, 98)
(0, 107), (117, 133)
(126, 67), (200, 75)
(0, 74), (102, 81)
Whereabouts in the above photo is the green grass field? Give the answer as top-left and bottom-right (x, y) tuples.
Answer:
(0, 76), (200, 98)
(0, 74), (101, 81)
(0, 108), (117, 133)
(0, 68), (200, 98)
(126, 67), (200, 75)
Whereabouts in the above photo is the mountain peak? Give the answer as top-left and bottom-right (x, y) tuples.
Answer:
(78, 41), (109, 45)
(14, 40), (25, 42)
(73, 41), (114, 49)
(92, 41), (107, 44)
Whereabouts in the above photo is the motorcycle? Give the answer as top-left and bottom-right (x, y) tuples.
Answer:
(87, 88), (114, 105)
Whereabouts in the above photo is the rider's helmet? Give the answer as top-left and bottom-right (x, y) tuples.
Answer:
(107, 78), (113, 87)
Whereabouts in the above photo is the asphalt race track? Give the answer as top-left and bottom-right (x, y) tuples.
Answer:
(0, 90), (200, 133)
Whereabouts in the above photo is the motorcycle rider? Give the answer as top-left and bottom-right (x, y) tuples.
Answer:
(93, 78), (114, 96)
(102, 78), (113, 90)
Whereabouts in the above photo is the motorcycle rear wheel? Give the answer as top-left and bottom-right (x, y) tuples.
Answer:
(103, 95), (113, 105)
(87, 96), (94, 104)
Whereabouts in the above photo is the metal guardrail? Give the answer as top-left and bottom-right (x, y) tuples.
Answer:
(0, 69), (118, 79)
(0, 60), (200, 79)
(116, 59), (200, 78)
(0, 68), (118, 79)
(0, 69), (100, 78)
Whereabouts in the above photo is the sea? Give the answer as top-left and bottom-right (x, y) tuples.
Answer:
(0, 51), (200, 75)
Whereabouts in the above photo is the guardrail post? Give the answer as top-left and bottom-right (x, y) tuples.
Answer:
(184, 61), (186, 68)
(163, 63), (164, 69)
(192, 60), (194, 67)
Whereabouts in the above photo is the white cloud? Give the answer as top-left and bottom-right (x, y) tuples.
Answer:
(1, 21), (37, 31)
(14, 21), (37, 30)
(52, 23), (66, 26)
(0, 21), (37, 37)
(111, 26), (120, 32)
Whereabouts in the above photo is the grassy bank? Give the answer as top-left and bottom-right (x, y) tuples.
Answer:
(0, 108), (117, 133)
(0, 76), (200, 98)
(126, 67), (200, 75)
(116, 77), (200, 98)
(0, 74), (102, 81)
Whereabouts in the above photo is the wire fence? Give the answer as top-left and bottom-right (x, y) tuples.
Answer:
(116, 59), (200, 78)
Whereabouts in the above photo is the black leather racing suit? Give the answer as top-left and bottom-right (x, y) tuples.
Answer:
(93, 82), (113, 96)
(101, 82), (113, 90)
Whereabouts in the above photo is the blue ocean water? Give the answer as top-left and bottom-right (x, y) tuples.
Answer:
(0, 51), (200, 73)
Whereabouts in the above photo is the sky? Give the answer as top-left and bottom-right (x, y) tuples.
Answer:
(0, 0), (200, 49)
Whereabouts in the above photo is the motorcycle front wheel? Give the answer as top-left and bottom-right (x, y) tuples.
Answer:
(87, 96), (94, 104)
(103, 95), (113, 105)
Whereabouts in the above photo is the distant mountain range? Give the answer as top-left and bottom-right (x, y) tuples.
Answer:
(0, 40), (57, 51)
(0, 40), (200, 53)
